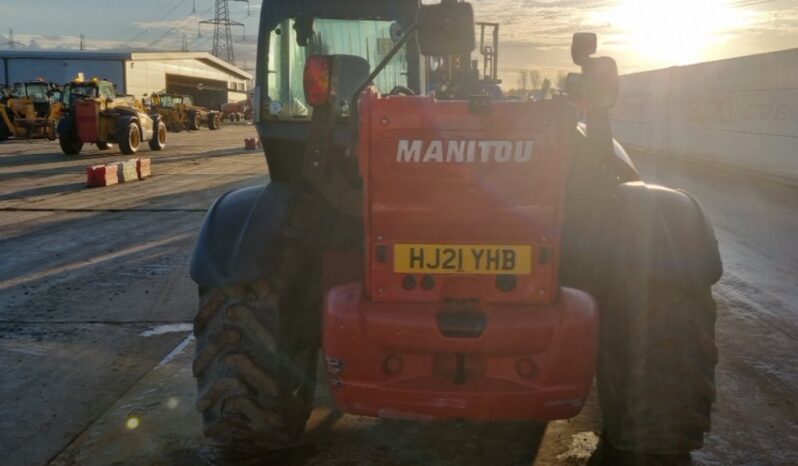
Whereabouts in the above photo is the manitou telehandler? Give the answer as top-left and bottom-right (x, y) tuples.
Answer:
(0, 80), (63, 141)
(149, 93), (221, 132)
(58, 78), (166, 155)
(190, 1), (722, 464)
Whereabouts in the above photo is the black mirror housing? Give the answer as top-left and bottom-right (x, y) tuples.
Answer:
(571, 32), (597, 66)
(294, 17), (315, 47)
(416, 2), (476, 57)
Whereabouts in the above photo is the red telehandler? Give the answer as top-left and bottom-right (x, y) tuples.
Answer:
(189, 1), (722, 464)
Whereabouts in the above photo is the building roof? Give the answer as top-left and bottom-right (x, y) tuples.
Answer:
(0, 50), (252, 80)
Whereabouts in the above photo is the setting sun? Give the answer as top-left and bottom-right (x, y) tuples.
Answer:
(592, 0), (752, 67)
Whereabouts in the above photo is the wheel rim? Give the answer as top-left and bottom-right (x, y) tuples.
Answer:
(130, 125), (140, 148)
(158, 125), (166, 144)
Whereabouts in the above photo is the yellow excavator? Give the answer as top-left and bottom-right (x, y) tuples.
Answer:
(0, 80), (63, 141)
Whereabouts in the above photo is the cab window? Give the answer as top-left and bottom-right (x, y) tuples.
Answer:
(99, 83), (115, 100)
(266, 18), (408, 119)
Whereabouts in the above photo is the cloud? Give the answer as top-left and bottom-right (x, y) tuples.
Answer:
(473, 0), (798, 74)
(135, 15), (202, 32)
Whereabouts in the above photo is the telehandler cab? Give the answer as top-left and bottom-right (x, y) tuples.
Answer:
(190, 1), (722, 463)
(58, 78), (166, 155)
(0, 80), (63, 141)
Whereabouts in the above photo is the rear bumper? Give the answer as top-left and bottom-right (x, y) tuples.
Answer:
(323, 283), (598, 421)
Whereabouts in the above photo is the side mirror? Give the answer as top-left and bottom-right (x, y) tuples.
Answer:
(584, 57), (618, 109)
(570, 33), (618, 109)
(294, 17), (315, 47)
(416, 1), (476, 56)
(571, 32), (597, 66)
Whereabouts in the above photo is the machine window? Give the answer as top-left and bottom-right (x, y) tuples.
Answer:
(266, 18), (408, 119)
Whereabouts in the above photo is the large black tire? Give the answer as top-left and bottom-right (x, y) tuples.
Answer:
(188, 111), (201, 131)
(596, 220), (718, 456)
(117, 122), (140, 155)
(208, 113), (221, 130)
(47, 120), (57, 141)
(0, 118), (9, 141)
(149, 120), (167, 151)
(193, 274), (320, 453)
(59, 122), (83, 155)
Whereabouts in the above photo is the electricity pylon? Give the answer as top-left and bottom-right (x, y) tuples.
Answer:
(199, 0), (248, 65)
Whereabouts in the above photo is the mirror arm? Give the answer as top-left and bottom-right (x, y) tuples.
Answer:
(582, 65), (615, 168)
(585, 103), (614, 162)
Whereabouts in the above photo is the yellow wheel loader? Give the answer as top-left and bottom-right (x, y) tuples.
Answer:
(0, 80), (63, 141)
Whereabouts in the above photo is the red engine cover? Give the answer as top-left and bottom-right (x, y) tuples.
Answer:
(75, 100), (100, 143)
(359, 89), (576, 305)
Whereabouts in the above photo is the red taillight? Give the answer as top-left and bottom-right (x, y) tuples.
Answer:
(304, 55), (332, 107)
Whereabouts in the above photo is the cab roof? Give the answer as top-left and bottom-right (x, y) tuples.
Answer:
(260, 0), (420, 28)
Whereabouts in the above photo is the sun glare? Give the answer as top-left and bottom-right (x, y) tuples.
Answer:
(593, 0), (751, 67)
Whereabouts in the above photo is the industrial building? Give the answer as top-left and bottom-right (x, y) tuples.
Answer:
(0, 50), (252, 110)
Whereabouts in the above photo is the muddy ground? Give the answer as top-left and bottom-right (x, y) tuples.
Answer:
(0, 126), (795, 466)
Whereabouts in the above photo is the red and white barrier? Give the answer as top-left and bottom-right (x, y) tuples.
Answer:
(86, 164), (118, 188)
(86, 158), (152, 187)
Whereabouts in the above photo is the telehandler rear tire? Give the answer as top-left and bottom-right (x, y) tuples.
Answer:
(193, 278), (319, 453)
(596, 235), (718, 457)
(118, 122), (140, 155)
(149, 120), (167, 151)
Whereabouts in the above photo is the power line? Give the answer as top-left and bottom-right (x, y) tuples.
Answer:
(123, 0), (191, 43)
(188, 9), (251, 54)
(144, 3), (215, 49)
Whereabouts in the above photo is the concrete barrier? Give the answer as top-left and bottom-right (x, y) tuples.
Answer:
(86, 164), (118, 188)
(612, 48), (798, 186)
(86, 158), (151, 187)
(137, 158), (151, 180)
(113, 160), (139, 183)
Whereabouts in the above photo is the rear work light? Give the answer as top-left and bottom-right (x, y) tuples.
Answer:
(304, 55), (332, 107)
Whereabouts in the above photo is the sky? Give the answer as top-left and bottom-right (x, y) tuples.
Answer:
(1, 0), (797, 86)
